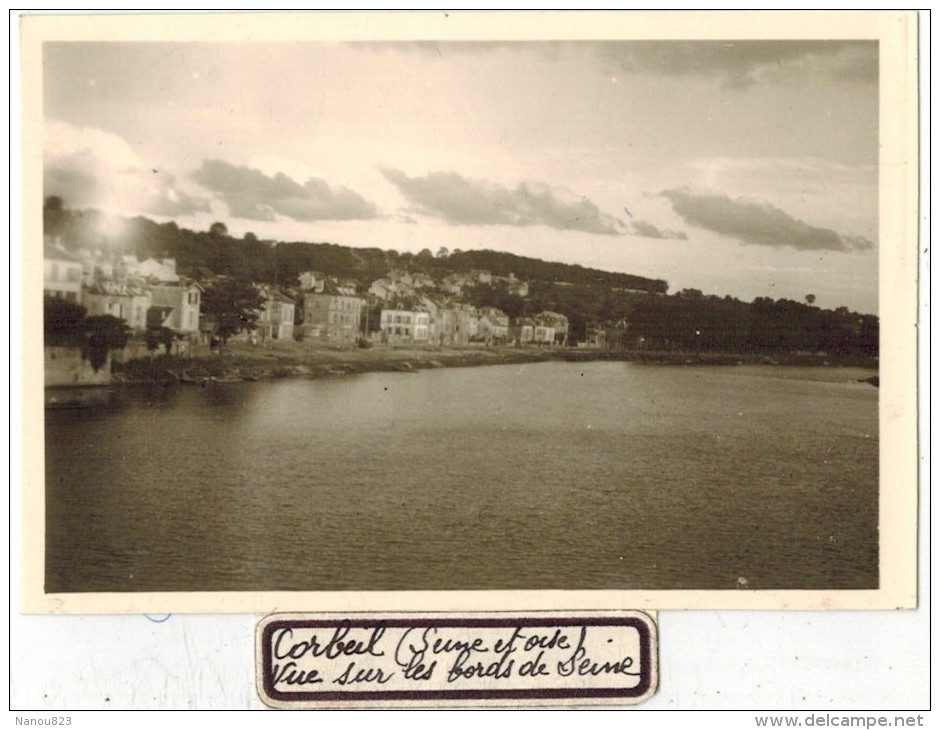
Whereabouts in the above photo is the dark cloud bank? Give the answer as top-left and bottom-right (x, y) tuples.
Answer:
(355, 40), (877, 88)
(592, 40), (878, 88)
(193, 159), (377, 222)
(627, 219), (687, 241)
(662, 188), (874, 252)
(381, 168), (623, 236)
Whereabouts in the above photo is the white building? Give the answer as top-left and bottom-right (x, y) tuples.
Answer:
(43, 243), (83, 304)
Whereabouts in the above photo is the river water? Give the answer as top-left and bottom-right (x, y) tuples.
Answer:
(45, 361), (878, 592)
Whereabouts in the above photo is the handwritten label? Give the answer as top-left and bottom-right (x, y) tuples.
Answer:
(256, 612), (657, 708)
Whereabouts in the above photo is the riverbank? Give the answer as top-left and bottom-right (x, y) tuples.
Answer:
(106, 342), (876, 386)
(113, 343), (561, 384)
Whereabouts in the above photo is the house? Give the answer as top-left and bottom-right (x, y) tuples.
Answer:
(298, 270), (328, 292)
(149, 280), (203, 333)
(79, 274), (202, 355)
(535, 311), (569, 345)
(82, 280), (152, 330)
(332, 280), (359, 297)
(533, 323), (556, 345)
(509, 317), (536, 346)
(416, 296), (440, 343)
(457, 304), (479, 341)
(43, 243), (83, 304)
(386, 268), (411, 285)
(440, 273), (466, 295)
(380, 307), (431, 344)
(413, 296), (470, 346)
(582, 326), (607, 349)
(303, 279), (363, 344)
(385, 269), (432, 289)
(475, 307), (509, 345)
(72, 248), (125, 287)
(508, 280), (529, 297)
(256, 287), (295, 342)
(419, 295), (458, 344)
(369, 277), (414, 302)
(410, 272), (435, 290)
(494, 273), (529, 297)
(369, 278), (393, 301)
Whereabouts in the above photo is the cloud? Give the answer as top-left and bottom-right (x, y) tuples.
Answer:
(192, 159), (378, 222)
(592, 40), (877, 88)
(349, 40), (877, 88)
(43, 121), (209, 217)
(627, 219), (687, 240)
(381, 168), (622, 235)
(661, 188), (874, 252)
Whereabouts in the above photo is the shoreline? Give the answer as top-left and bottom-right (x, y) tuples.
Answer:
(101, 343), (876, 387)
(44, 345), (879, 407)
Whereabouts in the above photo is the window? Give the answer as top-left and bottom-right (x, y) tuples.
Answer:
(188, 291), (199, 305)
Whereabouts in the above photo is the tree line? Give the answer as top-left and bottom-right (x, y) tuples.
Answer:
(43, 198), (668, 293)
(623, 291), (878, 358)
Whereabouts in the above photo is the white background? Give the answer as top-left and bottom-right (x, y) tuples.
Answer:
(7, 608), (931, 710)
(7, 9), (930, 715)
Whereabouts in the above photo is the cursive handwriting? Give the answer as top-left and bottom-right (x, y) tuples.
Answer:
(333, 661), (393, 686)
(273, 624), (386, 662)
(394, 626), (491, 682)
(272, 661), (324, 686)
(446, 648), (515, 683)
(268, 622), (644, 692)
(556, 627), (639, 677)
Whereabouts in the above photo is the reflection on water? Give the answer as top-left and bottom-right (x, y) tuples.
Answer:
(45, 362), (879, 592)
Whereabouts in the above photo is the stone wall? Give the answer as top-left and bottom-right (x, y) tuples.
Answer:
(44, 346), (111, 387)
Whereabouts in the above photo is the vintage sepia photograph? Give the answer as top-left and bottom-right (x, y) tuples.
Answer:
(24, 12), (917, 612)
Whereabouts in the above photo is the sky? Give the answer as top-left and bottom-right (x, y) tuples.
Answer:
(43, 39), (880, 313)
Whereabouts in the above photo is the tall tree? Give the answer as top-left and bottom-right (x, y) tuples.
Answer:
(83, 315), (131, 372)
(44, 297), (86, 345)
(43, 196), (68, 239)
(201, 278), (265, 347)
(145, 326), (177, 355)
